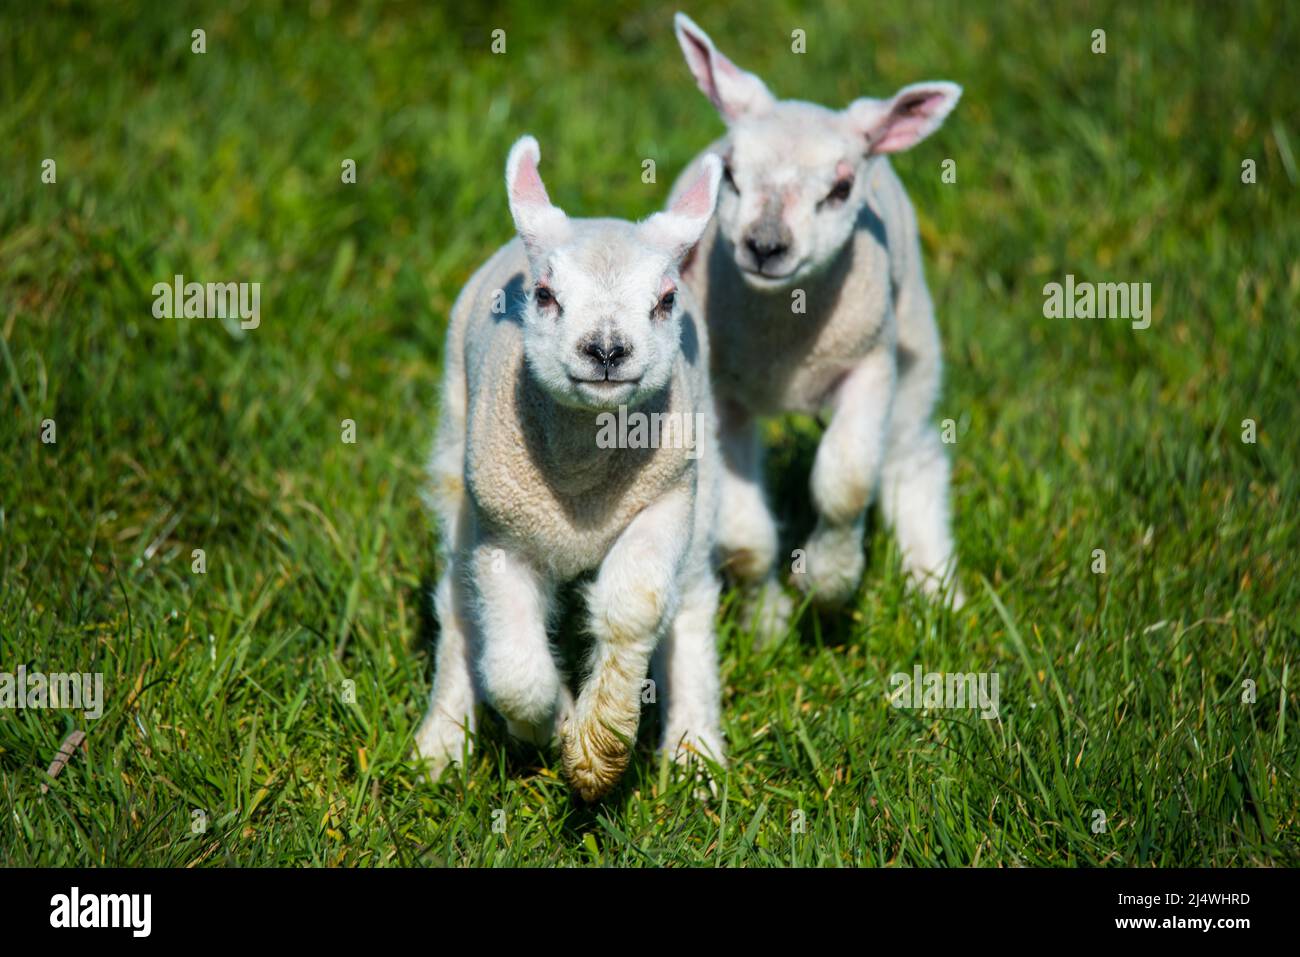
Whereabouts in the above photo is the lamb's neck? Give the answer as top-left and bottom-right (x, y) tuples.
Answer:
(518, 372), (667, 493)
(715, 234), (856, 323)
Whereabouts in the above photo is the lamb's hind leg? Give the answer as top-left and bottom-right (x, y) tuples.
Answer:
(415, 461), (480, 780)
(414, 562), (478, 781)
(880, 424), (963, 607)
(563, 490), (690, 801)
(716, 401), (792, 642)
(415, 353), (480, 780)
(653, 571), (724, 766)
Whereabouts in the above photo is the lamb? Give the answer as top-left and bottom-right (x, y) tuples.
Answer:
(413, 135), (727, 801)
(669, 12), (965, 633)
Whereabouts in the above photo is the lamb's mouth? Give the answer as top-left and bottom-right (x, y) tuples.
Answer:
(739, 265), (798, 286)
(569, 375), (642, 389)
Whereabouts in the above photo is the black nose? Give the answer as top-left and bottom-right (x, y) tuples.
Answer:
(746, 237), (788, 267)
(582, 341), (629, 372)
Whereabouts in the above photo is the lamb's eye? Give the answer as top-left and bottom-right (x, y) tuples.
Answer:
(826, 178), (853, 203)
(655, 291), (676, 317)
(722, 163), (738, 191)
(534, 285), (555, 307)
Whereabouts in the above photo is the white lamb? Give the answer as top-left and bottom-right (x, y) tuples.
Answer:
(413, 135), (727, 801)
(669, 13), (965, 631)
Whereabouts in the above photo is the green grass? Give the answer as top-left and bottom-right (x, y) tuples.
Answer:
(1, 0), (1297, 867)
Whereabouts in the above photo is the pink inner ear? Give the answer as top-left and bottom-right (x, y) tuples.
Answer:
(513, 153), (549, 206)
(712, 50), (741, 79)
(673, 168), (713, 219)
(872, 92), (947, 153)
(681, 27), (746, 118)
(680, 32), (715, 92)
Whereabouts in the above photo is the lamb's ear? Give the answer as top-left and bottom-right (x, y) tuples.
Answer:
(505, 135), (570, 261)
(674, 12), (775, 123)
(846, 82), (962, 155)
(641, 154), (723, 262)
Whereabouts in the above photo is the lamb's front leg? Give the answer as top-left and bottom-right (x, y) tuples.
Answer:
(469, 540), (566, 746)
(799, 347), (896, 608)
(563, 489), (690, 801)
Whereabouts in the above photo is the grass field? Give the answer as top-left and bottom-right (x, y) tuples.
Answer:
(1, 0), (1297, 867)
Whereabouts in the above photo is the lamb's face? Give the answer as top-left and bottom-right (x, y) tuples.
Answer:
(522, 226), (684, 411)
(674, 12), (961, 293)
(718, 103), (867, 289)
(503, 136), (721, 412)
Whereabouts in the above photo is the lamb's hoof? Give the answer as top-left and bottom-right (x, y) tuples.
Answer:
(908, 571), (965, 611)
(946, 583), (967, 611)
(720, 545), (775, 584)
(661, 729), (726, 800)
(505, 686), (574, 748)
(505, 717), (552, 747)
(562, 720), (631, 802)
(795, 526), (865, 609)
(796, 573), (860, 609)
(739, 581), (794, 647)
(412, 718), (470, 784)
